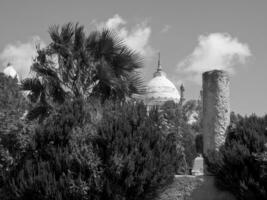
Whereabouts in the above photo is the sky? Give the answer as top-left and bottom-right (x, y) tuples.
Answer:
(0, 0), (266, 116)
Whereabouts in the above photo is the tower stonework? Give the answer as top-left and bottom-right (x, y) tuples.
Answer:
(156, 69), (234, 200)
(202, 70), (230, 155)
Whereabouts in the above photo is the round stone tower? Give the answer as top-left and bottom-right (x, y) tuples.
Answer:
(202, 70), (230, 155)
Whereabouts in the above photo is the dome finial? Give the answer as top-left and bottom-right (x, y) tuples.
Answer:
(157, 52), (162, 71)
(153, 52), (165, 77)
(179, 84), (185, 105)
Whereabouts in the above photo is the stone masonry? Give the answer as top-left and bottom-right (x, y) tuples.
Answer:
(202, 70), (230, 155)
(156, 70), (234, 200)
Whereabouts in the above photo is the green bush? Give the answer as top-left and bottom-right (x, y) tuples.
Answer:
(205, 114), (267, 200)
(92, 101), (182, 200)
(160, 100), (198, 173)
(2, 99), (103, 200)
(2, 100), (182, 200)
(0, 73), (30, 188)
(0, 73), (27, 134)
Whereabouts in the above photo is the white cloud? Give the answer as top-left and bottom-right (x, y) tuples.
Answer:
(160, 25), (171, 33)
(105, 14), (126, 29)
(177, 33), (251, 84)
(122, 22), (152, 56)
(96, 14), (155, 57)
(0, 36), (46, 78)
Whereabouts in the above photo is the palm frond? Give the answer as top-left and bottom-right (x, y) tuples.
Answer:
(98, 29), (119, 59)
(101, 29), (124, 51)
(60, 23), (74, 45)
(112, 47), (143, 75)
(86, 30), (101, 60)
(73, 23), (85, 53)
(86, 29), (121, 61)
(48, 25), (61, 44)
(31, 62), (58, 79)
(20, 78), (43, 93)
(86, 30), (98, 50)
(26, 104), (51, 121)
(49, 23), (74, 58)
(20, 78), (44, 103)
(23, 23), (146, 118)
(127, 72), (145, 95)
(36, 49), (47, 65)
(46, 79), (65, 103)
(95, 59), (118, 87)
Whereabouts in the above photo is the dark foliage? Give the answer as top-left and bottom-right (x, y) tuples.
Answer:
(21, 23), (145, 121)
(1, 100), (182, 200)
(93, 101), (182, 200)
(205, 114), (267, 200)
(2, 99), (103, 200)
(195, 134), (203, 154)
(0, 73), (30, 188)
(0, 73), (27, 135)
(160, 100), (198, 173)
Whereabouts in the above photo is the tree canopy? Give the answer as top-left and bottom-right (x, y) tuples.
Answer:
(21, 23), (145, 121)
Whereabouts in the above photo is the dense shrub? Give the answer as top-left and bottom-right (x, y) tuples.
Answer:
(0, 73), (30, 189)
(161, 100), (198, 173)
(178, 123), (197, 173)
(0, 73), (27, 134)
(205, 114), (267, 200)
(1, 100), (182, 200)
(93, 101), (182, 200)
(2, 99), (103, 200)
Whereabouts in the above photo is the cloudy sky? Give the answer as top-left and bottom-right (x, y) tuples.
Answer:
(0, 0), (266, 116)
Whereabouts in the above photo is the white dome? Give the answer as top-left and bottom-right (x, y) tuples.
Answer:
(3, 63), (19, 80)
(144, 61), (180, 106)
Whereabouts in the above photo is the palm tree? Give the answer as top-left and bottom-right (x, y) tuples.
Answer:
(21, 23), (145, 121)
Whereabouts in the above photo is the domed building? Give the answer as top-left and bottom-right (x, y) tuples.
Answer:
(3, 63), (19, 81)
(144, 54), (181, 108)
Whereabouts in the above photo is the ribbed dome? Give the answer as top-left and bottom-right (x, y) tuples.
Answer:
(144, 56), (180, 106)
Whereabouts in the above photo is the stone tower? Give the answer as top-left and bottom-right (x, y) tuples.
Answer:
(202, 70), (230, 155)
